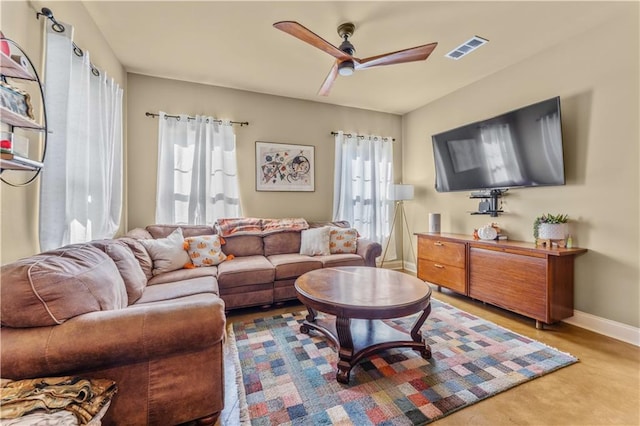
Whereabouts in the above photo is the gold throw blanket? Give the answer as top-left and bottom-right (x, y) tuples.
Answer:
(0, 376), (117, 424)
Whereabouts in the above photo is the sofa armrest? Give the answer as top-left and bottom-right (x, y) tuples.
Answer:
(356, 238), (382, 267)
(1, 294), (226, 379)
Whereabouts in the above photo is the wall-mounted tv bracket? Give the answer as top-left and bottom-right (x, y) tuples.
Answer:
(469, 189), (507, 217)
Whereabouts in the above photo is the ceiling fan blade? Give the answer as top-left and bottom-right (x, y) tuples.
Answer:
(356, 42), (438, 70)
(318, 62), (339, 96)
(274, 21), (352, 61)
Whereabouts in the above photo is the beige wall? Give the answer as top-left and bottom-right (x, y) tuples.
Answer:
(402, 8), (639, 327)
(2, 1), (637, 329)
(126, 73), (403, 228)
(0, 1), (127, 264)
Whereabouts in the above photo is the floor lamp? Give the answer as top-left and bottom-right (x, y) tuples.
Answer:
(381, 184), (416, 269)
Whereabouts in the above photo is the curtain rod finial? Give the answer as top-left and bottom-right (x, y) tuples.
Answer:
(37, 7), (66, 32)
(39, 7), (54, 19)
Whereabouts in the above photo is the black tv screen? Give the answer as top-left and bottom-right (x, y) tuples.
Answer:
(432, 97), (565, 192)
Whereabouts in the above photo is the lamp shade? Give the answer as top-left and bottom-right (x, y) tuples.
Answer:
(393, 184), (414, 201)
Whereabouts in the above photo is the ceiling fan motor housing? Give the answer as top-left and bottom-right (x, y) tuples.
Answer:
(337, 22), (356, 55)
(339, 39), (355, 55)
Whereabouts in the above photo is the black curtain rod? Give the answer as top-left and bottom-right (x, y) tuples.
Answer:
(145, 112), (249, 127)
(36, 7), (101, 77)
(330, 131), (395, 142)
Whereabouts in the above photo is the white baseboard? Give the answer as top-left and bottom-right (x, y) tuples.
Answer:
(377, 260), (403, 270)
(385, 260), (639, 346)
(403, 260), (417, 273)
(562, 310), (640, 347)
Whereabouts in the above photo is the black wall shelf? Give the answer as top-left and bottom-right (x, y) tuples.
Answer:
(0, 37), (48, 185)
(469, 189), (506, 217)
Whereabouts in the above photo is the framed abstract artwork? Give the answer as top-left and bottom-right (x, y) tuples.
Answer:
(256, 141), (315, 192)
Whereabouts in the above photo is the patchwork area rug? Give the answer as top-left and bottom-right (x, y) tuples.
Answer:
(228, 299), (577, 425)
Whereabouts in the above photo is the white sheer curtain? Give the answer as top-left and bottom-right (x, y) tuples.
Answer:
(40, 22), (123, 251)
(539, 112), (564, 183)
(156, 113), (242, 224)
(332, 131), (394, 252)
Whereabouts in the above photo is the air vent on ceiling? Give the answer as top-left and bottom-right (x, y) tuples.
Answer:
(445, 36), (488, 60)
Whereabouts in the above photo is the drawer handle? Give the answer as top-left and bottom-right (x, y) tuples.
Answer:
(434, 263), (444, 269)
(434, 241), (444, 246)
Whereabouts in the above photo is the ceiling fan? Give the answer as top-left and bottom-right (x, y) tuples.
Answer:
(273, 21), (438, 96)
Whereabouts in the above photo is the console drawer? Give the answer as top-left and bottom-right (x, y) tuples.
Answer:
(417, 238), (465, 267)
(418, 258), (466, 294)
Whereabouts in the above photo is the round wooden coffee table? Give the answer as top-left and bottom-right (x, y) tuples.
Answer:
(294, 266), (432, 384)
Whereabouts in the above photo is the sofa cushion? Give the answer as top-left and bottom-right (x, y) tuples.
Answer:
(147, 266), (217, 286)
(146, 224), (215, 239)
(217, 255), (275, 289)
(300, 227), (331, 256)
(90, 240), (147, 305)
(140, 228), (191, 276)
(119, 237), (154, 280)
(263, 231), (301, 256)
(316, 253), (365, 268)
(184, 235), (227, 267)
(329, 227), (358, 254)
(221, 235), (263, 257)
(106, 244), (147, 305)
(0, 245), (128, 327)
(267, 253), (322, 280)
(134, 276), (220, 304)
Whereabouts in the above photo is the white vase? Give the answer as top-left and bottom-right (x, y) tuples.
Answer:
(538, 223), (566, 240)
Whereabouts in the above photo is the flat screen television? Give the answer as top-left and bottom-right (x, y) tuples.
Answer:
(432, 96), (565, 192)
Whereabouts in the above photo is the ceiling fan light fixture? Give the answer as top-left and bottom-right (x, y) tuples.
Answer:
(338, 60), (355, 76)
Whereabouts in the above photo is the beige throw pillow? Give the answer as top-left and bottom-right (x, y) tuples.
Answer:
(140, 227), (191, 275)
(300, 226), (331, 256)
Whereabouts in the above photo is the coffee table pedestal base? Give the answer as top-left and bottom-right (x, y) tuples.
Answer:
(300, 305), (432, 384)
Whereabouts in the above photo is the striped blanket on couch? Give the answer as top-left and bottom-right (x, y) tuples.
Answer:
(215, 218), (309, 237)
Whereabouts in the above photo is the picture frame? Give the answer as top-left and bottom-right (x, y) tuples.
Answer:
(256, 141), (315, 192)
(0, 81), (33, 119)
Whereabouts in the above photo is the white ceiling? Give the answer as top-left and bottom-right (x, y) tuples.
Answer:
(82, 1), (625, 115)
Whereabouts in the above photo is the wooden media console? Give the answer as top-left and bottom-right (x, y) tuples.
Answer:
(416, 232), (587, 329)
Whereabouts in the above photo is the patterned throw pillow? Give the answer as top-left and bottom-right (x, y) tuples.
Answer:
(329, 227), (358, 254)
(184, 235), (227, 267)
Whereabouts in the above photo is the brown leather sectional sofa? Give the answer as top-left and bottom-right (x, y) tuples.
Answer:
(131, 221), (382, 310)
(1, 238), (225, 425)
(0, 220), (381, 425)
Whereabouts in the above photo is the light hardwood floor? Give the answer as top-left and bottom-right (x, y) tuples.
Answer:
(218, 282), (640, 425)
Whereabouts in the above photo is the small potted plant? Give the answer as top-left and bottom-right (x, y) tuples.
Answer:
(533, 213), (569, 243)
